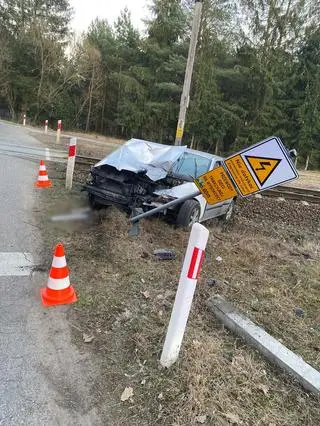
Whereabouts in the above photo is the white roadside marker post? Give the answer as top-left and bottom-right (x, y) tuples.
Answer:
(23, 114), (26, 126)
(66, 137), (77, 190)
(45, 119), (48, 133)
(160, 222), (209, 368)
(57, 119), (62, 143)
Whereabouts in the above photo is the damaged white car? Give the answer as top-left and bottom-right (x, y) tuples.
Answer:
(85, 139), (236, 227)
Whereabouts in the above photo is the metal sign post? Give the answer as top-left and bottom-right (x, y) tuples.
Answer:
(224, 136), (298, 195)
(195, 136), (298, 204)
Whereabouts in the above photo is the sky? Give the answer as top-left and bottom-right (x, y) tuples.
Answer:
(69, 0), (149, 34)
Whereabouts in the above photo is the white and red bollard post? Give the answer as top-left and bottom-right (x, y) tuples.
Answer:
(160, 222), (209, 368)
(45, 119), (48, 133)
(66, 137), (77, 190)
(56, 119), (62, 142)
(23, 114), (26, 126)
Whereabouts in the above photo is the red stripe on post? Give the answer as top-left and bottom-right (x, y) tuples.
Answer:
(187, 247), (200, 279)
(195, 251), (205, 280)
(187, 247), (205, 280)
(69, 145), (76, 157)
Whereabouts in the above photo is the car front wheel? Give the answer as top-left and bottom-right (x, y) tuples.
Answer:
(176, 199), (201, 227)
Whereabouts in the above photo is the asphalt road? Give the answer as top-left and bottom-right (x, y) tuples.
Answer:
(0, 123), (103, 425)
(0, 121), (66, 163)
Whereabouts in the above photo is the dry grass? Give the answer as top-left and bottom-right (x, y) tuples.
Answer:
(59, 129), (125, 146)
(285, 170), (320, 190)
(35, 163), (320, 425)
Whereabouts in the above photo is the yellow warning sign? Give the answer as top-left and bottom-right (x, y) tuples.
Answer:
(195, 166), (237, 205)
(245, 156), (281, 186)
(176, 127), (183, 139)
(224, 155), (259, 196)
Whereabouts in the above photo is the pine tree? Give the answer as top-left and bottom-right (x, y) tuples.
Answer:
(0, 0), (72, 119)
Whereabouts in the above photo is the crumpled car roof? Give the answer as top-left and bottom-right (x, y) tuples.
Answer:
(94, 138), (187, 181)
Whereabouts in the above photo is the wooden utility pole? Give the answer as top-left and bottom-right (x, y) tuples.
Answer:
(175, 0), (202, 146)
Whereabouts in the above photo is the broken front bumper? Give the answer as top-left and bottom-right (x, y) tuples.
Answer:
(84, 184), (130, 206)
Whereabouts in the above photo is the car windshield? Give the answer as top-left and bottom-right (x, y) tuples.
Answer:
(170, 152), (211, 179)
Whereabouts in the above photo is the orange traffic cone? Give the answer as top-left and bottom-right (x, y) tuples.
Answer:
(35, 160), (52, 188)
(41, 243), (77, 307)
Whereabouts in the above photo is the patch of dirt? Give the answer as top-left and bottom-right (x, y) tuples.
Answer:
(285, 170), (320, 190)
(29, 131), (119, 159)
(236, 196), (320, 236)
(36, 163), (320, 425)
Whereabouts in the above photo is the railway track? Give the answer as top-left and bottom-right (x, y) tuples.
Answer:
(75, 155), (320, 204)
(75, 155), (100, 166)
(261, 185), (320, 204)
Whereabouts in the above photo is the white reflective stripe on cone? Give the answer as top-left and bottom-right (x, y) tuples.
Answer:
(40, 165), (46, 171)
(47, 276), (70, 290)
(38, 175), (49, 181)
(52, 256), (67, 268)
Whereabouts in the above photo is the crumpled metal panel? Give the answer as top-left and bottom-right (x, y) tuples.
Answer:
(94, 139), (187, 182)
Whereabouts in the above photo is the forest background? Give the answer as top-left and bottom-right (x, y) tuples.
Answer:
(0, 0), (319, 168)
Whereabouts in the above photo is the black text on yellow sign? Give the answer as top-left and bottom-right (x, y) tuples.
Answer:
(195, 166), (237, 205)
(176, 127), (183, 139)
(224, 154), (259, 196)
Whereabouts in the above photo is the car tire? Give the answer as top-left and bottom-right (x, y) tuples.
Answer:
(176, 199), (201, 227)
(222, 199), (236, 222)
(88, 194), (102, 210)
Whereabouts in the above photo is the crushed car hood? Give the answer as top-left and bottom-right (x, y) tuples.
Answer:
(94, 139), (187, 181)
(154, 182), (199, 198)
